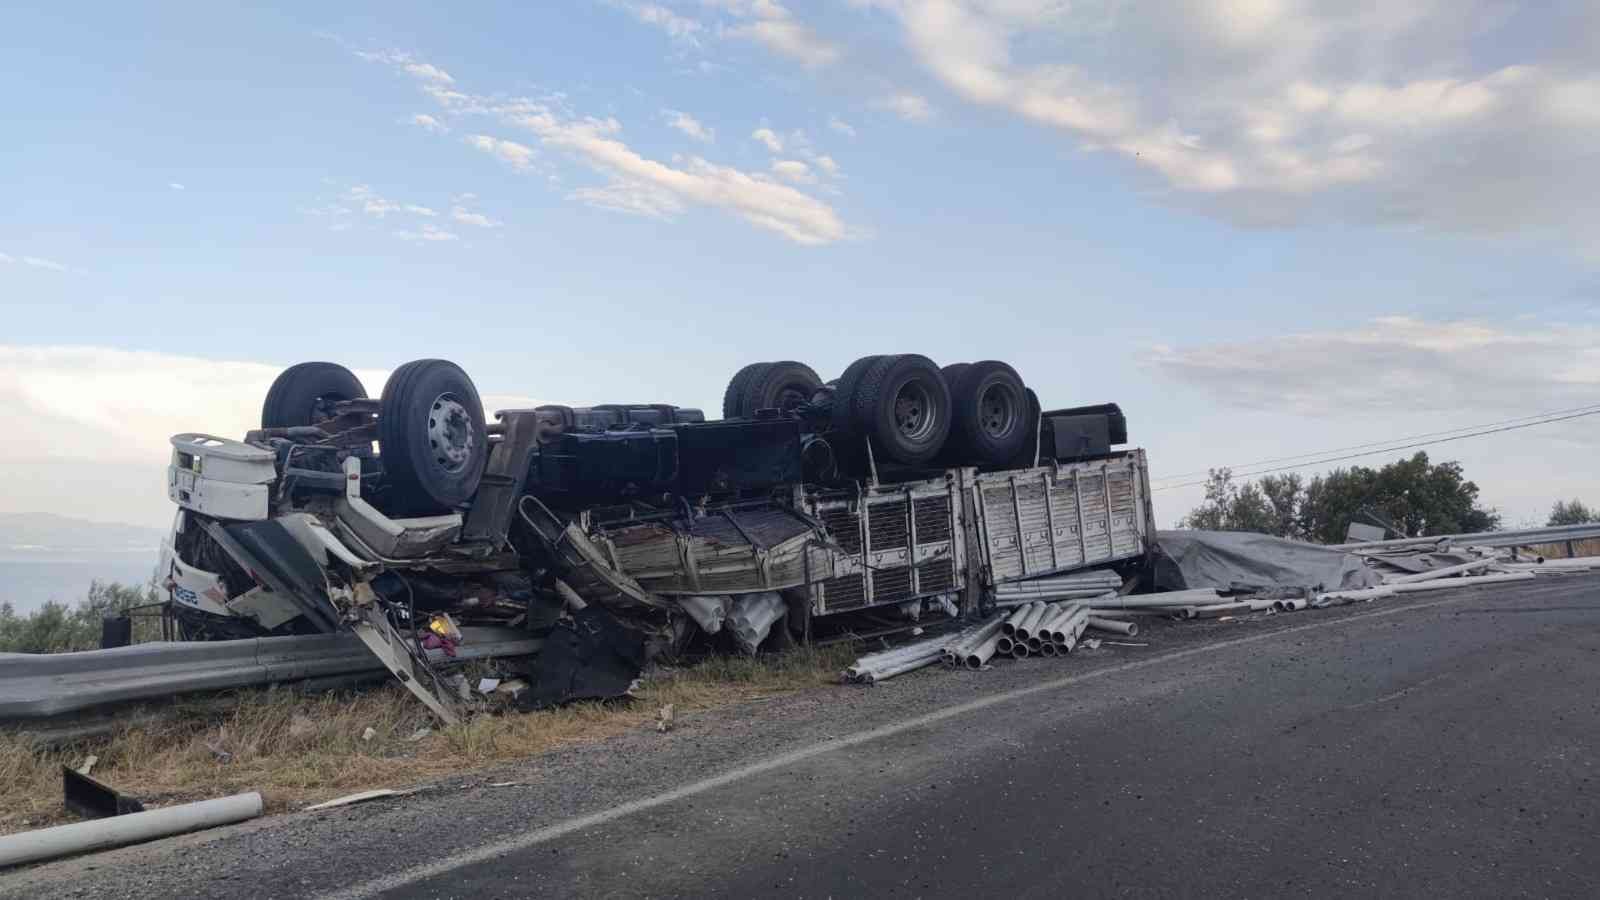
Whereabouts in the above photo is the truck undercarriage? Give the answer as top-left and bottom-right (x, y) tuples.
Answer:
(158, 355), (1153, 722)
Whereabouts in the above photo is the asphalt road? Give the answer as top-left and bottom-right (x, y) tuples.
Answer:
(6, 575), (1599, 899)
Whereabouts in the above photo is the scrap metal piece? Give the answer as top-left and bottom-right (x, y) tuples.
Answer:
(347, 603), (463, 726)
(62, 766), (145, 820)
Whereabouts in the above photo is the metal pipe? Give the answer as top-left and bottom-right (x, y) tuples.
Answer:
(860, 649), (946, 683)
(1000, 603), (1036, 636)
(1080, 590), (1220, 609)
(1273, 597), (1307, 612)
(1389, 571), (1535, 593)
(995, 635), (1015, 655)
(1086, 616), (1137, 636)
(1384, 558), (1495, 584)
(1048, 606), (1089, 644)
(1026, 636), (1043, 651)
(965, 632), (1003, 670)
(1058, 610), (1092, 653)
(0, 792), (263, 868)
(1009, 641), (1030, 660)
(1189, 601), (1257, 618)
(1038, 641), (1058, 657)
(1015, 603), (1050, 640)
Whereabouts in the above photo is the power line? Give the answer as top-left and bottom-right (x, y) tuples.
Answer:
(1151, 401), (1600, 485)
(1149, 406), (1600, 492)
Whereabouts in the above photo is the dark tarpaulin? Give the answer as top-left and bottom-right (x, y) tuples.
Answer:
(1154, 530), (1381, 593)
(516, 606), (646, 711)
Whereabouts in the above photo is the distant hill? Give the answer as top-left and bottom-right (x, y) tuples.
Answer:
(0, 512), (165, 555)
(0, 513), (165, 612)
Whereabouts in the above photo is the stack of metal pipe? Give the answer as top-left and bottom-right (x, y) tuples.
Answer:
(843, 615), (1002, 684)
(991, 570), (1124, 607)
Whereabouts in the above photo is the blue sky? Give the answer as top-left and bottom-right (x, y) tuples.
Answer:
(4, 1), (1599, 530)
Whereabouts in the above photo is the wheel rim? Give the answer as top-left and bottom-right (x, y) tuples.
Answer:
(978, 382), (1020, 439)
(893, 379), (940, 443)
(426, 393), (475, 473)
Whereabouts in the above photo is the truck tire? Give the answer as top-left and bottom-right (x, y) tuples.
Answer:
(850, 354), (951, 466)
(1005, 388), (1045, 469)
(830, 355), (887, 432)
(722, 363), (768, 419)
(939, 363), (970, 392)
(738, 360), (821, 416)
(378, 359), (488, 511)
(261, 362), (366, 428)
(947, 360), (1029, 465)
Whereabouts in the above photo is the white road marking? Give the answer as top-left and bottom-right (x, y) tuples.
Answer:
(323, 590), (1526, 899)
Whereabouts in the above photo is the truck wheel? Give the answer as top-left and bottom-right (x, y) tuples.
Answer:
(722, 363), (768, 419)
(378, 359), (488, 510)
(948, 361), (1029, 465)
(1005, 388), (1045, 469)
(851, 354), (952, 466)
(739, 361), (821, 415)
(831, 355), (887, 431)
(261, 362), (366, 428)
(940, 363), (970, 391)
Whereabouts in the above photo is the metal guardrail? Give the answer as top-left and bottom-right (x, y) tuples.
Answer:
(1332, 522), (1600, 552)
(0, 627), (541, 720)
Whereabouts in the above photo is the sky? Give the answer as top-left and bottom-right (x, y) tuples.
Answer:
(3, 0), (1599, 532)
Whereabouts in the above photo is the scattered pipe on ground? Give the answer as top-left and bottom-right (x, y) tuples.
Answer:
(1009, 641), (1030, 660)
(1086, 617), (1137, 636)
(1384, 558), (1495, 585)
(0, 792), (264, 868)
(1389, 571), (1535, 594)
(965, 632), (1003, 669)
(1038, 641), (1058, 657)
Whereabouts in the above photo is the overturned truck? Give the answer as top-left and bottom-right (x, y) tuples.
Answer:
(159, 355), (1154, 721)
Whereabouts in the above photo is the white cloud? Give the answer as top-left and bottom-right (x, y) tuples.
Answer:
(0, 347), (546, 527)
(726, 15), (841, 68)
(404, 62), (455, 84)
(13, 256), (69, 272)
(403, 204), (438, 217)
(751, 127), (784, 152)
(393, 223), (461, 242)
(771, 159), (815, 183)
(409, 113), (449, 134)
(168, 182), (185, 191)
(357, 49), (455, 84)
(621, 2), (705, 43)
(865, 1), (1600, 247)
(364, 50), (851, 244)
(878, 92), (935, 121)
(812, 154), (840, 176)
(828, 115), (857, 137)
(450, 206), (501, 228)
(0, 252), (11, 264)
(664, 108), (715, 142)
(465, 134), (538, 170)
(1147, 316), (1600, 416)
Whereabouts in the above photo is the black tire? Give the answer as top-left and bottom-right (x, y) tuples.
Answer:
(940, 363), (970, 392)
(1006, 388), (1045, 469)
(261, 362), (366, 428)
(947, 360), (1029, 465)
(722, 363), (769, 419)
(830, 355), (887, 432)
(850, 354), (952, 465)
(378, 359), (488, 511)
(738, 360), (821, 415)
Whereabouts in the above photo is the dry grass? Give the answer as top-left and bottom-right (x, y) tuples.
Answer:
(1517, 537), (1600, 560)
(0, 643), (857, 836)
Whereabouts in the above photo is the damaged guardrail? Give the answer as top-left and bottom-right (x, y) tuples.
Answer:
(0, 627), (541, 721)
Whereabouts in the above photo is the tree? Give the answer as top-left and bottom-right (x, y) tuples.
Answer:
(1177, 469), (1281, 535)
(1180, 453), (1499, 544)
(0, 580), (162, 653)
(1548, 499), (1597, 526)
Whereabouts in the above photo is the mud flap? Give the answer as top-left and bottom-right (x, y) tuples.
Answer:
(348, 604), (464, 726)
